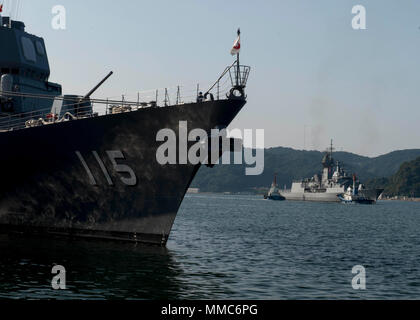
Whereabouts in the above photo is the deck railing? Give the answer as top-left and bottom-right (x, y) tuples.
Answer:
(0, 62), (250, 132)
(204, 60), (250, 100)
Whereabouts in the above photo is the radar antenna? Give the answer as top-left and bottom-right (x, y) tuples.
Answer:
(324, 139), (335, 157)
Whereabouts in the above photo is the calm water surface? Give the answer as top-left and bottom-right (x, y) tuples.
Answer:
(1, 194), (420, 299)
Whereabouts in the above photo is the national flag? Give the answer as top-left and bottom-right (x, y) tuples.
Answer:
(230, 29), (241, 56)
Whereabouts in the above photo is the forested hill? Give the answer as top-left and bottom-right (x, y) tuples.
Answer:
(367, 156), (420, 197)
(190, 147), (420, 193)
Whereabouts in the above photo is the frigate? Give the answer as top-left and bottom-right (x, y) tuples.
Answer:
(0, 15), (250, 245)
(279, 141), (383, 203)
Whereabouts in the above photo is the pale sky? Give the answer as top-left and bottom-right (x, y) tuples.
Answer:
(4, 0), (420, 156)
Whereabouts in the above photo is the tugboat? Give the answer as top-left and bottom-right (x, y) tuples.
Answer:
(279, 140), (383, 202)
(337, 174), (382, 204)
(264, 174), (285, 200)
(0, 13), (250, 245)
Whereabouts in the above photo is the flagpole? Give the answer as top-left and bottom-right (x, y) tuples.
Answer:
(236, 28), (240, 87)
(236, 53), (239, 87)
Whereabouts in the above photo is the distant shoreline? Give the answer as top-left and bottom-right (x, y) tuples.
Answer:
(381, 197), (420, 202)
(186, 192), (420, 202)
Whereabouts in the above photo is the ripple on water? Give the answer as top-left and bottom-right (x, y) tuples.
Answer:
(0, 196), (420, 299)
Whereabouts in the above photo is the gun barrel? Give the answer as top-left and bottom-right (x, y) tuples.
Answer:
(82, 71), (113, 100)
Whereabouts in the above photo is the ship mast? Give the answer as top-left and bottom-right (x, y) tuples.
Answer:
(330, 139), (333, 157)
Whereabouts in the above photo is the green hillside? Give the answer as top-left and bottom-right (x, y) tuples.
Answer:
(384, 157), (420, 197)
(190, 147), (420, 193)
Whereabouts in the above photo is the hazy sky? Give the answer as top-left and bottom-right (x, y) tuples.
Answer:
(4, 0), (420, 156)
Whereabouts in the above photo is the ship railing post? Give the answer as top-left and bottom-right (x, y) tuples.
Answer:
(228, 68), (233, 87)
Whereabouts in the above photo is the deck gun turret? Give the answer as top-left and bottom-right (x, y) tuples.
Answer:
(74, 71), (113, 116)
(82, 71), (113, 102)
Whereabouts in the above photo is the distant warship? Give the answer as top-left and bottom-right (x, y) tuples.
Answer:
(264, 174), (285, 201)
(0, 15), (250, 245)
(279, 141), (383, 203)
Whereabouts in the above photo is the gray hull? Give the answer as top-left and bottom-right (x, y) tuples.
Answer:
(280, 192), (340, 202)
(280, 188), (383, 203)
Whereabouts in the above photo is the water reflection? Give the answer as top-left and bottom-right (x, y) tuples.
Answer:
(3, 195), (420, 299)
(0, 234), (187, 299)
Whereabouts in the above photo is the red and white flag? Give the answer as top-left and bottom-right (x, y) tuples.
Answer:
(230, 29), (241, 56)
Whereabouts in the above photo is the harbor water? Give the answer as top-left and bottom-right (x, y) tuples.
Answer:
(1, 194), (419, 299)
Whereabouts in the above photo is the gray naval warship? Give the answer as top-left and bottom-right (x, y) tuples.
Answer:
(0, 16), (250, 245)
(279, 142), (383, 203)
